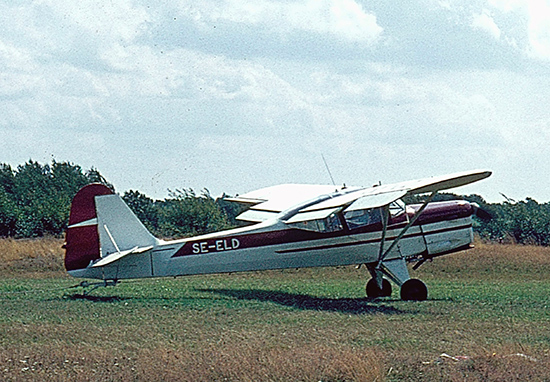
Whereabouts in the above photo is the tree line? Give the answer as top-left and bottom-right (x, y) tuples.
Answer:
(0, 161), (109, 237)
(1, 160), (550, 246)
(0, 161), (240, 239)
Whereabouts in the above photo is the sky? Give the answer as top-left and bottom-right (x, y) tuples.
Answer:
(1, 0), (550, 203)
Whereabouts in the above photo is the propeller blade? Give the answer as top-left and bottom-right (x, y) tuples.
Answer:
(471, 202), (493, 221)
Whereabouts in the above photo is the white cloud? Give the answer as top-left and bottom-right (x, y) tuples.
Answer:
(37, 0), (149, 44)
(485, 0), (550, 60)
(435, 0), (550, 61)
(287, 0), (383, 42)
(526, 0), (550, 60)
(472, 10), (502, 39)
(188, 0), (382, 43)
(488, 0), (526, 13)
(0, 40), (35, 71)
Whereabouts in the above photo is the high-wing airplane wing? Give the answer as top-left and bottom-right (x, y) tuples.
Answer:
(226, 184), (358, 223)
(365, 169), (492, 196)
(228, 170), (491, 223)
(225, 184), (354, 210)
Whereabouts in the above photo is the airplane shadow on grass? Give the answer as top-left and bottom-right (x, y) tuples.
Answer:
(61, 289), (420, 314)
(64, 294), (128, 303)
(196, 288), (406, 315)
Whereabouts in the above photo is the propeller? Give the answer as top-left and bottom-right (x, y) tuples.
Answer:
(471, 202), (493, 222)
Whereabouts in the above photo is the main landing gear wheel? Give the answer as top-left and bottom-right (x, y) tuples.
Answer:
(400, 279), (428, 301)
(366, 278), (392, 298)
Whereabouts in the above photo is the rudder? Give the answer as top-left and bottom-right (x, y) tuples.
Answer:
(64, 184), (114, 271)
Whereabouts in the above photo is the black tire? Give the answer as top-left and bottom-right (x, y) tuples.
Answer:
(400, 279), (428, 301)
(366, 278), (392, 298)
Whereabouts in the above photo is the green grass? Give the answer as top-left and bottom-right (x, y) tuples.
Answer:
(1, 239), (550, 381)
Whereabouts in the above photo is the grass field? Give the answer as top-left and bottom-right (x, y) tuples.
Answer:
(0, 238), (549, 381)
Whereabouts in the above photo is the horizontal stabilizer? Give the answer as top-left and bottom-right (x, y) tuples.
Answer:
(92, 245), (153, 268)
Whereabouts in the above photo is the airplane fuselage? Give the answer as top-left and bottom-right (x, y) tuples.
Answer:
(69, 200), (475, 281)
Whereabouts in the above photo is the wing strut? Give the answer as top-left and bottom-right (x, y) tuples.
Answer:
(377, 204), (390, 262)
(377, 191), (437, 267)
(373, 191), (437, 286)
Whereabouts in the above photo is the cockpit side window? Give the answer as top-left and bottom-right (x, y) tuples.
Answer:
(288, 213), (343, 233)
(344, 208), (382, 230)
(343, 199), (408, 230)
(288, 199), (408, 233)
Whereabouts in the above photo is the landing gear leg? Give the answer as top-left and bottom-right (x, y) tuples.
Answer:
(372, 258), (429, 301)
(366, 278), (392, 298)
(400, 279), (428, 301)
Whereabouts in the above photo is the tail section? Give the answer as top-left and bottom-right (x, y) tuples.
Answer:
(65, 184), (157, 273)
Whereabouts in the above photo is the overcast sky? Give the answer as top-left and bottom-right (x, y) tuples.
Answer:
(2, 0), (550, 202)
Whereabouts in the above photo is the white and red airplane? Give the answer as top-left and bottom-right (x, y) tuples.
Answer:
(64, 169), (491, 300)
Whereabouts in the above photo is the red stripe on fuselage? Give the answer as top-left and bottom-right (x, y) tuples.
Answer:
(171, 200), (474, 258)
(275, 223), (473, 254)
(171, 222), (472, 258)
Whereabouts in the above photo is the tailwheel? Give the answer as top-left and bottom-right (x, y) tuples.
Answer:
(400, 279), (428, 301)
(366, 278), (392, 298)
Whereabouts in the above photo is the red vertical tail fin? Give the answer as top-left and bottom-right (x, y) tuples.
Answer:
(64, 184), (114, 271)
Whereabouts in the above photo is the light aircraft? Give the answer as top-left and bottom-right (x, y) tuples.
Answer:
(64, 170), (491, 300)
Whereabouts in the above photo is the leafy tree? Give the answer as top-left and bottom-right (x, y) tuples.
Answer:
(0, 164), (15, 194)
(157, 188), (232, 238)
(489, 198), (550, 245)
(0, 189), (18, 237)
(216, 193), (249, 226)
(0, 160), (111, 238)
(86, 167), (111, 186)
(123, 190), (160, 234)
